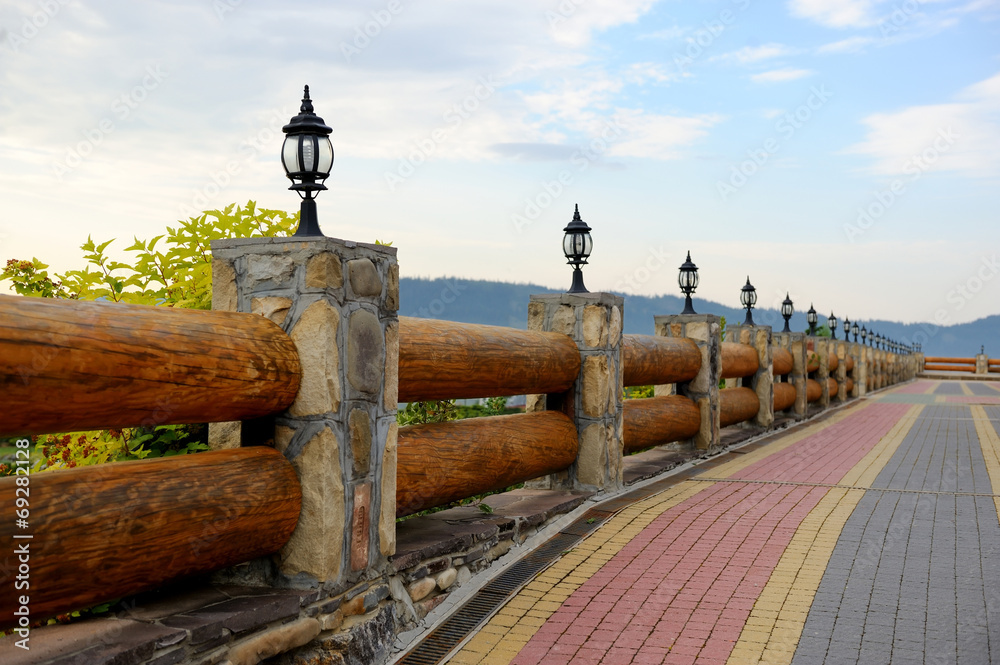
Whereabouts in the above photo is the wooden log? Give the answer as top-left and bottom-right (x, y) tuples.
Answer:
(721, 342), (759, 379)
(845, 356), (855, 372)
(622, 335), (701, 387)
(828, 377), (838, 394)
(623, 395), (700, 452)
(925, 357), (976, 364)
(846, 377), (855, 393)
(807, 378), (822, 403)
(396, 411), (577, 516)
(828, 354), (839, 372)
(0, 447), (300, 627)
(772, 348), (793, 376)
(989, 359), (1000, 366)
(773, 382), (796, 412)
(0, 295), (300, 437)
(924, 364), (976, 372)
(398, 317), (580, 402)
(807, 353), (820, 373)
(720, 387), (759, 427)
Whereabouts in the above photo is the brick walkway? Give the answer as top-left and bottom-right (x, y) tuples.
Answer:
(445, 380), (1000, 665)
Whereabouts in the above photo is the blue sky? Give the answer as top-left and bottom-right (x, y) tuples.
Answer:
(1, 0), (998, 325)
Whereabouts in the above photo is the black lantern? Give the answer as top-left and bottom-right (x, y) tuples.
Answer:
(281, 85), (334, 237)
(807, 304), (818, 335)
(740, 277), (757, 326)
(861, 325), (868, 345)
(843, 317), (851, 340)
(851, 320), (859, 342)
(678, 251), (699, 315)
(829, 312), (838, 340)
(563, 204), (593, 294)
(781, 293), (793, 332)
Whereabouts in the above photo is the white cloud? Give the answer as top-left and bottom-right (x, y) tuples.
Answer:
(547, 0), (658, 47)
(816, 36), (875, 53)
(607, 109), (724, 160)
(750, 68), (815, 83)
(711, 43), (797, 64)
(844, 72), (1000, 177)
(788, 0), (876, 27)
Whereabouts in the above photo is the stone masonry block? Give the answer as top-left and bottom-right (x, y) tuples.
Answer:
(380, 423), (397, 557)
(212, 257), (237, 312)
(384, 320), (398, 411)
(347, 309), (385, 395)
(250, 296), (292, 326)
(279, 427), (344, 581)
(288, 299), (341, 418)
(351, 483), (372, 572)
(305, 252), (343, 290)
(348, 258), (383, 297)
(349, 408), (372, 475)
(582, 355), (610, 418)
(583, 305), (608, 347)
(550, 304), (576, 337)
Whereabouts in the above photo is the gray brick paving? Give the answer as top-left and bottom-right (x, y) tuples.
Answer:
(791, 405), (1000, 665)
(964, 382), (1000, 397)
(934, 383), (967, 396)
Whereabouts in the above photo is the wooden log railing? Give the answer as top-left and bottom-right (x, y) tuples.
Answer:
(721, 342), (758, 379)
(924, 356), (976, 373)
(623, 396), (700, 453)
(774, 382), (796, 412)
(622, 334), (700, 386)
(396, 411), (577, 516)
(720, 387), (760, 427)
(845, 356), (855, 372)
(827, 377), (838, 395)
(0, 295), (301, 436)
(398, 317), (580, 402)
(828, 354), (839, 372)
(807, 378), (822, 403)
(772, 347), (793, 376)
(0, 447), (300, 628)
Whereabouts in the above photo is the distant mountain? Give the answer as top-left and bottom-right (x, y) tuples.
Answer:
(400, 277), (996, 358)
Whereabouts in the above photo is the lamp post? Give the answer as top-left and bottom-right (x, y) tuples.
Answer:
(861, 325), (868, 346)
(829, 312), (838, 340)
(781, 293), (793, 332)
(843, 317), (851, 341)
(563, 204), (593, 294)
(807, 304), (818, 335)
(678, 251), (698, 315)
(852, 321), (860, 343)
(281, 85), (334, 237)
(740, 277), (757, 326)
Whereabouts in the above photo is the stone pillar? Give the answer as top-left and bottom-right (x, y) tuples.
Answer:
(654, 315), (721, 451)
(776, 332), (807, 419)
(210, 237), (398, 591)
(835, 340), (848, 402)
(727, 324), (773, 428)
(526, 293), (623, 492)
(852, 342), (866, 397)
(977, 353), (988, 375)
(814, 338), (831, 408)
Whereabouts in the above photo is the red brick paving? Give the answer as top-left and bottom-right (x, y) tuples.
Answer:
(509, 403), (911, 665)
